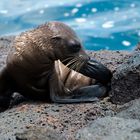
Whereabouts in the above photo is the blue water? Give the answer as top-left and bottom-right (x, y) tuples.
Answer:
(0, 0), (140, 51)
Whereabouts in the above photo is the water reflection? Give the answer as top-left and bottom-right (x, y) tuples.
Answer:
(0, 0), (140, 50)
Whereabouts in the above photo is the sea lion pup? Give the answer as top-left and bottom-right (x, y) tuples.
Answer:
(0, 21), (112, 109)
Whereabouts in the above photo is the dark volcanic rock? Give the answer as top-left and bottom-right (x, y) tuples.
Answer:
(0, 36), (132, 140)
(76, 97), (140, 140)
(15, 127), (65, 140)
(117, 98), (140, 120)
(76, 116), (140, 140)
(135, 42), (140, 51)
(0, 36), (15, 70)
(110, 51), (140, 104)
(0, 101), (117, 140)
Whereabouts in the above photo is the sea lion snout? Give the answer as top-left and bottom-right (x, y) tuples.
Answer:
(68, 39), (81, 53)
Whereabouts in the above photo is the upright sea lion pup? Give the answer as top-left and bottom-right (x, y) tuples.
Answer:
(0, 21), (112, 109)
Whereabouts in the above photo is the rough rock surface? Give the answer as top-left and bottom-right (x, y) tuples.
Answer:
(135, 42), (140, 51)
(15, 127), (65, 140)
(111, 51), (140, 104)
(0, 36), (15, 70)
(0, 36), (137, 140)
(117, 98), (140, 120)
(0, 100), (119, 140)
(76, 116), (140, 140)
(76, 98), (140, 140)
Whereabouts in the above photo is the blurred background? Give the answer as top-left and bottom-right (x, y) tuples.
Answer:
(0, 0), (140, 50)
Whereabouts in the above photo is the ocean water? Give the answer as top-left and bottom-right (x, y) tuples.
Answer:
(0, 0), (140, 50)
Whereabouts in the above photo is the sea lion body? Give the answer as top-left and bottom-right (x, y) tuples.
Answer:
(5, 24), (89, 100)
(0, 22), (112, 109)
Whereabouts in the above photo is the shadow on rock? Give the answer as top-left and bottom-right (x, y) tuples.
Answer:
(110, 51), (140, 104)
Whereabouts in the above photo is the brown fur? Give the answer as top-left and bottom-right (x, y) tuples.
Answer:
(5, 22), (90, 100)
(0, 21), (111, 110)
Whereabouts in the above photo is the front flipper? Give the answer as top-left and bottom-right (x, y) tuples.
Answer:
(72, 84), (107, 100)
(0, 67), (14, 111)
(50, 84), (107, 103)
(50, 60), (110, 104)
(0, 96), (11, 112)
(79, 58), (112, 85)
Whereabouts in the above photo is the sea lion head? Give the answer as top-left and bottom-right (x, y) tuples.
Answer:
(39, 21), (112, 83)
(44, 21), (89, 71)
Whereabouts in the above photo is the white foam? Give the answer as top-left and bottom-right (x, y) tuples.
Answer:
(76, 3), (82, 8)
(59, 2), (64, 6)
(133, 18), (137, 22)
(114, 7), (119, 11)
(122, 40), (131, 46)
(91, 8), (97, 13)
(138, 31), (140, 36)
(39, 10), (44, 14)
(0, 10), (8, 14)
(102, 21), (114, 28)
(82, 13), (86, 17)
(90, 21), (95, 25)
(26, 8), (31, 12)
(110, 36), (115, 39)
(105, 46), (109, 50)
(71, 8), (79, 14)
(75, 18), (86, 23)
(64, 12), (70, 17)
(123, 15), (128, 19)
(130, 3), (136, 8)
(44, 4), (49, 8)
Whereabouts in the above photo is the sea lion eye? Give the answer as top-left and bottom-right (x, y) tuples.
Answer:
(68, 40), (81, 53)
(51, 36), (62, 41)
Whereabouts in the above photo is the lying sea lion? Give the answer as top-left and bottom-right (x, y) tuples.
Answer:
(0, 21), (112, 110)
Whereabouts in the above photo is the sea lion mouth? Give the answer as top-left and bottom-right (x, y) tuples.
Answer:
(62, 55), (112, 85)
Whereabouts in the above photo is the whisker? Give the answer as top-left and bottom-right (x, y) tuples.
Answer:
(61, 56), (74, 63)
(61, 59), (77, 69)
(68, 60), (77, 70)
(73, 59), (81, 72)
(62, 55), (88, 74)
(65, 57), (79, 68)
(71, 61), (78, 70)
(76, 57), (86, 72)
(70, 57), (82, 72)
(66, 60), (76, 68)
(76, 60), (83, 72)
